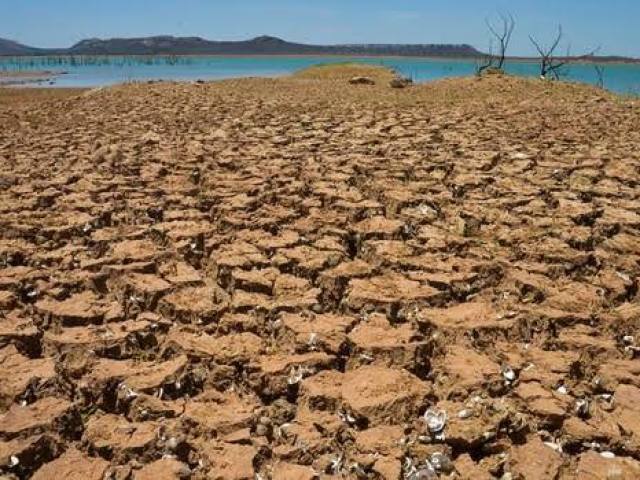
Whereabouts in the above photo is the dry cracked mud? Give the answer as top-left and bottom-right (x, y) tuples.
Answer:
(1, 64), (640, 479)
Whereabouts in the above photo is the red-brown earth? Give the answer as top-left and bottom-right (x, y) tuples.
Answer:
(1, 64), (640, 479)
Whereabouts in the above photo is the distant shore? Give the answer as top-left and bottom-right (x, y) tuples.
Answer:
(1, 53), (639, 65)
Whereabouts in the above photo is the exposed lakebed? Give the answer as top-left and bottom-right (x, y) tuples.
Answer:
(1, 65), (640, 478)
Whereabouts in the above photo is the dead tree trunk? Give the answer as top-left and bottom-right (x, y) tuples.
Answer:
(594, 65), (605, 89)
(487, 13), (516, 70)
(475, 42), (495, 76)
(530, 25), (599, 80)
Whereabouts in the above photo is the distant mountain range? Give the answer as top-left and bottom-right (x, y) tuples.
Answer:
(0, 35), (482, 57)
(0, 38), (40, 56)
(1, 36), (638, 62)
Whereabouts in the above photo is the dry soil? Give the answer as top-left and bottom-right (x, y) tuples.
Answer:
(1, 65), (640, 479)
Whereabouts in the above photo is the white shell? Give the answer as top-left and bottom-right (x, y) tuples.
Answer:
(424, 408), (447, 434)
(502, 366), (516, 382)
(458, 409), (473, 419)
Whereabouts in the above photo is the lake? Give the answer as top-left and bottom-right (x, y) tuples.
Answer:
(1, 55), (639, 94)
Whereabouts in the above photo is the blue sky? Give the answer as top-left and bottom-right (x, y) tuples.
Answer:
(2, 0), (639, 57)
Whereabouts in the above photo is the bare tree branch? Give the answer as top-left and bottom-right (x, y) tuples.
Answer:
(476, 40), (495, 76)
(486, 12), (516, 70)
(476, 12), (515, 76)
(530, 25), (600, 80)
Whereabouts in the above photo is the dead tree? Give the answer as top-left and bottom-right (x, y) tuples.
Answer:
(475, 41), (495, 76)
(487, 12), (516, 70)
(476, 12), (516, 75)
(530, 25), (599, 80)
(594, 65), (605, 89)
(529, 26), (566, 79)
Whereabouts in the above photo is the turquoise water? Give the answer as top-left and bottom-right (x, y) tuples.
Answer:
(1, 55), (639, 94)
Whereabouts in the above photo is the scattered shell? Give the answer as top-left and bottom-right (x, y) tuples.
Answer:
(9, 455), (19, 467)
(574, 398), (590, 418)
(281, 421), (292, 431)
(556, 385), (568, 395)
(329, 454), (344, 474)
(338, 409), (357, 426)
(430, 452), (453, 473)
(544, 441), (563, 453)
(287, 366), (305, 385)
(418, 204), (437, 216)
(616, 271), (632, 283)
(98, 329), (114, 339)
(622, 335), (634, 345)
(413, 465), (438, 480)
(424, 408), (447, 434)
(502, 366), (517, 383)
(458, 409), (473, 419)
(166, 437), (179, 451)
(270, 319), (282, 330)
(600, 451), (616, 459)
(119, 383), (138, 400)
(403, 458), (437, 480)
(482, 431), (496, 442)
(349, 462), (367, 477)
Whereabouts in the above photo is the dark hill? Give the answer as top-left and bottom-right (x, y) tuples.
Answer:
(2, 35), (482, 57)
(3, 36), (638, 62)
(0, 38), (43, 56)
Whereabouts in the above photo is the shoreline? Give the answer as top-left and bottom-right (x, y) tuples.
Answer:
(0, 69), (61, 86)
(1, 60), (637, 95)
(1, 53), (639, 65)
